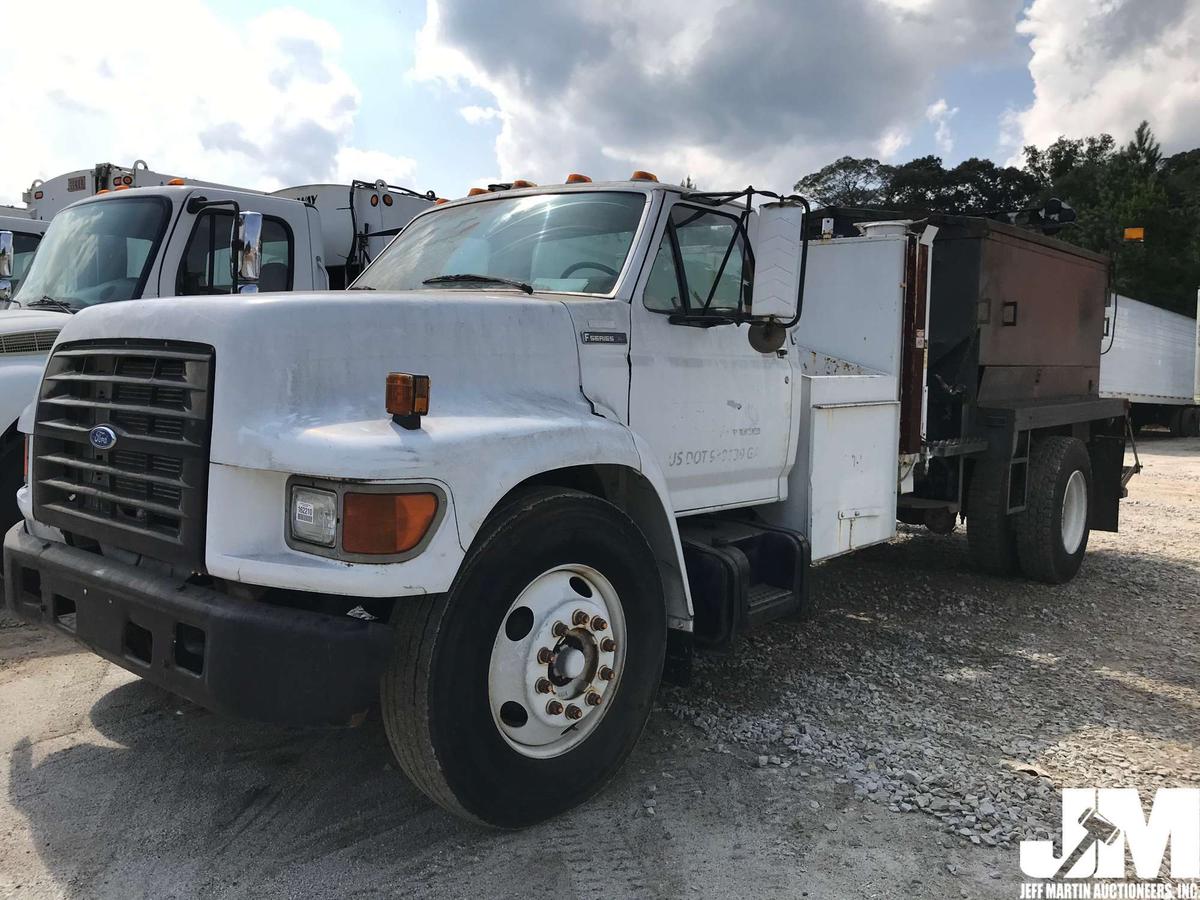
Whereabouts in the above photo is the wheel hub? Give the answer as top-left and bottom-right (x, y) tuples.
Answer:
(488, 565), (626, 758)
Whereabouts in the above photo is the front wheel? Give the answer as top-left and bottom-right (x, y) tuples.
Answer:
(1016, 437), (1092, 584)
(381, 487), (666, 827)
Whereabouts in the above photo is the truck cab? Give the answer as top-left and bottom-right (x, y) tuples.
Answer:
(3, 176), (1126, 828)
(0, 180), (432, 547)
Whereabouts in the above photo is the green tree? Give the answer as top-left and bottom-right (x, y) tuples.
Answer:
(794, 156), (886, 207)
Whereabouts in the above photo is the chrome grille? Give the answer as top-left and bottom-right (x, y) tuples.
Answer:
(0, 330), (59, 354)
(32, 339), (215, 569)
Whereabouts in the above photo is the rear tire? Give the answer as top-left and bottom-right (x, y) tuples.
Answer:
(1016, 437), (1092, 584)
(1182, 407), (1200, 438)
(1169, 408), (1186, 437)
(381, 487), (666, 827)
(967, 460), (1019, 575)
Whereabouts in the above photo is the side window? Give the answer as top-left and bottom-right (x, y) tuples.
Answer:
(176, 212), (293, 295)
(642, 205), (749, 314)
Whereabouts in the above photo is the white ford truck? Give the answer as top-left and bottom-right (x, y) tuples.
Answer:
(4, 177), (1128, 827)
(0, 178), (433, 543)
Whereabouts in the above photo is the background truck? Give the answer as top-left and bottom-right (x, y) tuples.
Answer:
(0, 212), (48, 302)
(0, 177), (434, 553)
(1099, 292), (1200, 436)
(4, 175), (1127, 828)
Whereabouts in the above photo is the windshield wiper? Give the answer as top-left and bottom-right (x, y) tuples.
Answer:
(422, 274), (534, 294)
(27, 296), (78, 314)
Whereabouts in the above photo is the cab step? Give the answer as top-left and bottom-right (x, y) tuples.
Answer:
(678, 517), (810, 650)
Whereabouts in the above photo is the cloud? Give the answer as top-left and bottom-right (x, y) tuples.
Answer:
(925, 98), (959, 155)
(0, 1), (418, 204)
(459, 105), (502, 125)
(413, 0), (1025, 190)
(1010, 0), (1200, 156)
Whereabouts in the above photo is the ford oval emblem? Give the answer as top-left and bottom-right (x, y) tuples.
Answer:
(88, 425), (118, 450)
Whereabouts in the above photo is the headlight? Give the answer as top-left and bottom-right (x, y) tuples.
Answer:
(289, 486), (337, 547)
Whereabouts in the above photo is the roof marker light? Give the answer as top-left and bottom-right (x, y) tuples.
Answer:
(511, 179), (537, 188)
(167, 178), (185, 185)
(467, 187), (488, 196)
(630, 170), (659, 182)
(565, 173), (592, 184)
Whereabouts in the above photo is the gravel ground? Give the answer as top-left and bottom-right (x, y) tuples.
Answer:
(1, 435), (1196, 898)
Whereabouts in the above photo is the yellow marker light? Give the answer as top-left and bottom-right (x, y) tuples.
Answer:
(1123, 226), (1145, 242)
(435, 198), (449, 205)
(630, 170), (658, 182)
(386, 372), (431, 429)
(468, 187), (488, 196)
(342, 491), (438, 555)
(512, 179), (537, 188)
(167, 178), (185, 185)
(565, 173), (592, 184)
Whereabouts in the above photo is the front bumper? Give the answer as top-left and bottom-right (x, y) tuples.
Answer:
(3, 524), (393, 726)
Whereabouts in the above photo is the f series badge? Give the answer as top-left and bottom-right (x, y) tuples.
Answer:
(580, 331), (628, 345)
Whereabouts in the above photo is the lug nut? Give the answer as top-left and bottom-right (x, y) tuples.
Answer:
(535, 678), (553, 694)
(551, 620), (567, 638)
(565, 704), (583, 720)
(600, 638), (617, 653)
(585, 691), (602, 707)
(599, 665), (614, 681)
(537, 647), (553, 664)
(546, 700), (564, 716)
(572, 609), (590, 626)
(591, 615), (608, 632)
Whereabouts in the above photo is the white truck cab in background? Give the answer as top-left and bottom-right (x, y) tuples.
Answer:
(0, 177), (433, 544)
(3, 176), (1127, 828)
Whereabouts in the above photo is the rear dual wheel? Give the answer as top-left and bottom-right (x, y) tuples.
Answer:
(967, 436), (1092, 584)
(382, 487), (666, 827)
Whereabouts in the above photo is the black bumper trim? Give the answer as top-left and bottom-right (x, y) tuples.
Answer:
(3, 523), (393, 726)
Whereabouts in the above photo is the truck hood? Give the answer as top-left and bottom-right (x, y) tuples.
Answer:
(0, 308), (68, 335)
(50, 291), (588, 472)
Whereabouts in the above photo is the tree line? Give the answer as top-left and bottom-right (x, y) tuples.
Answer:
(793, 123), (1200, 317)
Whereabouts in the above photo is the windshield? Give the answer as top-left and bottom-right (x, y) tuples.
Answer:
(352, 191), (648, 295)
(14, 197), (170, 309)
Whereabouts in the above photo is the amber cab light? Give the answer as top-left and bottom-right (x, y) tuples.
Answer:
(511, 179), (536, 188)
(387, 372), (430, 429)
(630, 170), (658, 182)
(167, 177), (185, 185)
(342, 491), (438, 555)
(565, 173), (592, 184)
(467, 187), (488, 196)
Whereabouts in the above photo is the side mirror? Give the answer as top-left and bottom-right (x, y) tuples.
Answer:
(231, 211), (263, 294)
(745, 204), (805, 353)
(749, 204), (804, 321)
(0, 231), (13, 306)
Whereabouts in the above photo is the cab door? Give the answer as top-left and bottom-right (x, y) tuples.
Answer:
(628, 201), (793, 513)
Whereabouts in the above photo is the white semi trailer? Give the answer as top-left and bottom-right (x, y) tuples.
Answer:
(1100, 292), (1200, 436)
(4, 176), (1128, 827)
(0, 178), (434, 544)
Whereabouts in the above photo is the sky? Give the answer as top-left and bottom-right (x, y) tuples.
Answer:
(3, 0), (1199, 206)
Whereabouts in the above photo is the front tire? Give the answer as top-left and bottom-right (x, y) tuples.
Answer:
(381, 487), (666, 827)
(1016, 437), (1092, 584)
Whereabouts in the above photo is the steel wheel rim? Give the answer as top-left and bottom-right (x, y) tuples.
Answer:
(488, 564), (626, 759)
(1061, 469), (1088, 555)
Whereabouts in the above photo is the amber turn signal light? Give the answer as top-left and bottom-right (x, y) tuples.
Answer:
(387, 372), (430, 429)
(342, 491), (438, 555)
